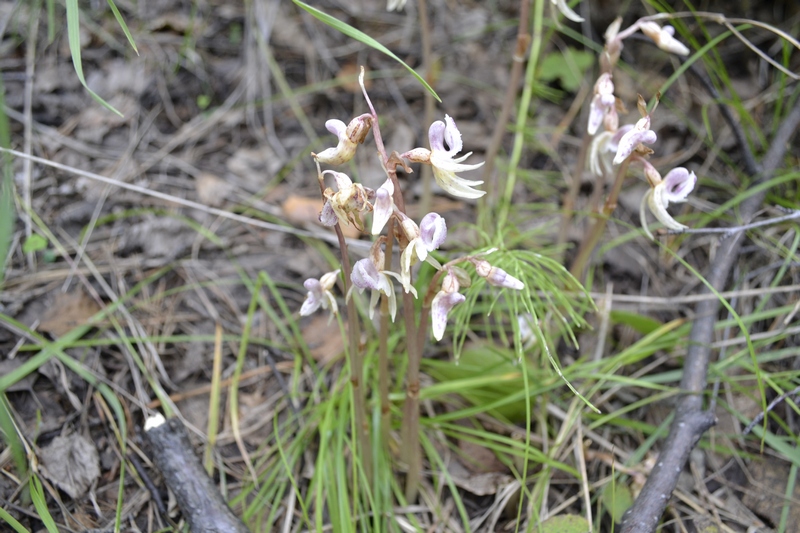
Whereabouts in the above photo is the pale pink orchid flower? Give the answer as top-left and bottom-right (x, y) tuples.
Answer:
(300, 270), (340, 318)
(588, 73), (616, 135)
(431, 272), (465, 342)
(613, 115), (657, 165)
(351, 257), (400, 321)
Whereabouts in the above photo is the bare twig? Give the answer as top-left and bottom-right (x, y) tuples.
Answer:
(143, 415), (249, 533)
(673, 208), (800, 235)
(620, 95), (800, 533)
(742, 384), (800, 436)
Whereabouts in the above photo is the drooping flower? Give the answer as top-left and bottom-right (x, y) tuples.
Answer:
(399, 212), (447, 293)
(401, 115), (486, 199)
(431, 271), (465, 341)
(587, 73), (617, 135)
(313, 114), (372, 166)
(472, 259), (525, 290)
(640, 167), (697, 239)
(371, 178), (395, 235)
(300, 270), (340, 317)
(351, 251), (400, 321)
(639, 22), (690, 56)
(551, 0), (584, 23)
(613, 112), (657, 165)
(588, 124), (632, 178)
(319, 170), (371, 230)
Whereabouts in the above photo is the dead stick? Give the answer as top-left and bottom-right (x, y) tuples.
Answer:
(144, 415), (250, 533)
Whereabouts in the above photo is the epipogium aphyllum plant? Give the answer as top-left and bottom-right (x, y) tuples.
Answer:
(297, 68), (563, 502)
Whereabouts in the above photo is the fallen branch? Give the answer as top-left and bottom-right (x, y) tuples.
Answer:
(620, 94), (800, 533)
(143, 415), (250, 533)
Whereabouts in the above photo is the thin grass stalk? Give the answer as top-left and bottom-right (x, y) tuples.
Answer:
(569, 159), (631, 280)
(496, 0), (544, 232)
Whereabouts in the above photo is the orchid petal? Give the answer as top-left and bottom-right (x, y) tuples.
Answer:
(442, 115), (464, 155)
(552, 0), (584, 22)
(325, 119), (347, 139)
(662, 168), (696, 203)
(431, 291), (466, 341)
(371, 179), (395, 235)
(419, 213), (447, 251)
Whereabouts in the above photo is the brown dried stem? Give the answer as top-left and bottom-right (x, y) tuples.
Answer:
(482, 0), (531, 208)
(569, 159), (630, 280)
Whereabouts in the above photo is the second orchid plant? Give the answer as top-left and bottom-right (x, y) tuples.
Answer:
(587, 16), (698, 240)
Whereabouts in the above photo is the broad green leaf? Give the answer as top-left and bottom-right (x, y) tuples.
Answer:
(602, 481), (634, 524)
(611, 310), (663, 335)
(22, 234), (48, 254)
(536, 514), (590, 533)
(292, 1), (441, 102)
(539, 48), (593, 92)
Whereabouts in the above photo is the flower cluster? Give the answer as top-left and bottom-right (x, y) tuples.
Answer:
(299, 82), (524, 340)
(586, 17), (697, 238)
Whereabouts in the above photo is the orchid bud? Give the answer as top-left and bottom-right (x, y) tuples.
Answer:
(640, 22), (690, 56)
(441, 271), (460, 294)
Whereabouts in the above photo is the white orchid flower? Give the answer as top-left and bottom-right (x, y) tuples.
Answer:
(640, 22), (690, 56)
(401, 115), (486, 199)
(399, 213), (446, 294)
(641, 167), (697, 239)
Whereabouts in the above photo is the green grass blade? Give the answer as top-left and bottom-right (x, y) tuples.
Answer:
(292, 1), (441, 103)
(105, 0), (138, 54)
(0, 395), (27, 483)
(29, 475), (59, 533)
(65, 0), (124, 117)
(0, 505), (29, 533)
(0, 76), (13, 283)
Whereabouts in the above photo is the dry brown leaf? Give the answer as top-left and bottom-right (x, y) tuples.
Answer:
(447, 455), (513, 496)
(39, 291), (101, 337)
(301, 315), (345, 363)
(39, 434), (100, 499)
(457, 438), (507, 474)
(196, 172), (233, 207)
(336, 63), (369, 93)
